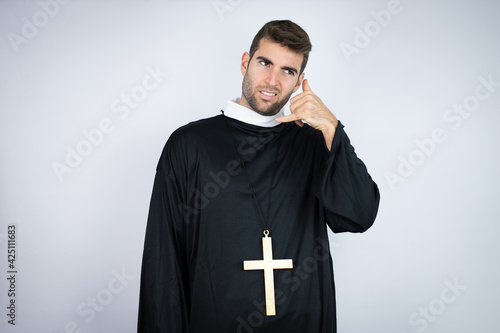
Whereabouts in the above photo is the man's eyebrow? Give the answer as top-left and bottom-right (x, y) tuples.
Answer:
(256, 56), (298, 75)
(256, 56), (273, 65)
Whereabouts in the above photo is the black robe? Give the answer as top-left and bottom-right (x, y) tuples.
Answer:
(138, 114), (380, 333)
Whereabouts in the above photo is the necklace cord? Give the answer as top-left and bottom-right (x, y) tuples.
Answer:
(222, 114), (281, 233)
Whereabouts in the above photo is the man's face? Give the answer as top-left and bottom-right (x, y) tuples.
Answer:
(240, 38), (305, 116)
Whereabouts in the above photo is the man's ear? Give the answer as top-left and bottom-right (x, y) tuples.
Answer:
(241, 52), (250, 76)
(292, 73), (306, 94)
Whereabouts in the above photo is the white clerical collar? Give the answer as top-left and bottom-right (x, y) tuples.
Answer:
(224, 98), (284, 127)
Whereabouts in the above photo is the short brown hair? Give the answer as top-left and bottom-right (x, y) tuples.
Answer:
(249, 20), (312, 74)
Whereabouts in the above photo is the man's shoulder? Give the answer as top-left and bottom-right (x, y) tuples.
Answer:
(181, 114), (223, 130)
(156, 114), (224, 168)
(167, 114), (224, 147)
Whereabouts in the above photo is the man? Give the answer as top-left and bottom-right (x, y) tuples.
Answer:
(138, 20), (380, 332)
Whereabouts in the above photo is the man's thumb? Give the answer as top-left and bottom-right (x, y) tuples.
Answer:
(302, 79), (311, 91)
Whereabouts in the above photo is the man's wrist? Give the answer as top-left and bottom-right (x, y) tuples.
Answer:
(321, 121), (337, 151)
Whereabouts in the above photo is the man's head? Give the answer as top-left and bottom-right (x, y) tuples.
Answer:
(239, 20), (312, 116)
(249, 20), (312, 75)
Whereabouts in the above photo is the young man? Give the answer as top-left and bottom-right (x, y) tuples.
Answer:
(138, 20), (380, 333)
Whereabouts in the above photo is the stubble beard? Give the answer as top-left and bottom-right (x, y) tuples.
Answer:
(241, 72), (294, 116)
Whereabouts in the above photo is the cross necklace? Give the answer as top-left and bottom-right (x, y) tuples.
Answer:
(222, 113), (293, 316)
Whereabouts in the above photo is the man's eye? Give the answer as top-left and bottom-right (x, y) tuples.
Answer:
(284, 69), (295, 76)
(259, 61), (269, 67)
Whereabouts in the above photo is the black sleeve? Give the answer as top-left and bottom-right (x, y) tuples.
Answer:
(313, 121), (380, 233)
(137, 140), (191, 332)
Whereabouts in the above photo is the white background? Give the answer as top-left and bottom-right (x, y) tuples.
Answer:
(1, 0), (499, 332)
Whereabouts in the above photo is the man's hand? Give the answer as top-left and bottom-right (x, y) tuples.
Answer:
(276, 79), (338, 151)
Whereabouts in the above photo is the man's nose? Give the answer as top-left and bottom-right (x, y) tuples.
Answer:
(265, 69), (279, 87)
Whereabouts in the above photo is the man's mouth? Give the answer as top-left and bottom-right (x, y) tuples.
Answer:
(259, 90), (278, 100)
(260, 91), (277, 96)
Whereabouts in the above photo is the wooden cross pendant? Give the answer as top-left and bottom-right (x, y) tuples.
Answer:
(243, 230), (293, 316)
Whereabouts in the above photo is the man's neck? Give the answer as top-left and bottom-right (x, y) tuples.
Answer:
(224, 98), (284, 127)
